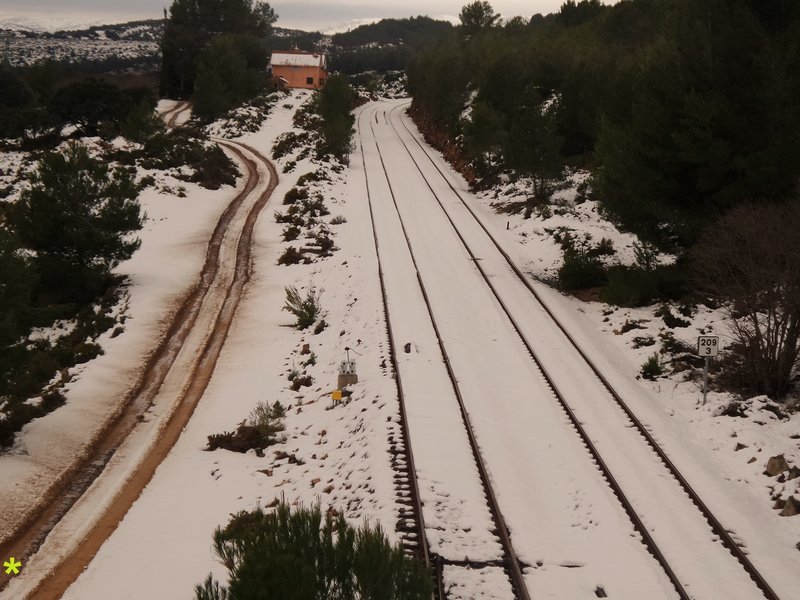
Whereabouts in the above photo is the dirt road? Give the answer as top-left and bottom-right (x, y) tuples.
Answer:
(0, 119), (278, 598)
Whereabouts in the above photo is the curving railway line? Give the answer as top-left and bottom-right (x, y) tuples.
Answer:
(357, 100), (790, 600)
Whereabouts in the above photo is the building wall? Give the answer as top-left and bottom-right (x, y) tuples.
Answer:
(272, 65), (326, 90)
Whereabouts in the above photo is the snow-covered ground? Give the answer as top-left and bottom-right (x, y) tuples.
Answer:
(2, 34), (158, 68)
(386, 101), (800, 594)
(460, 124), (800, 534)
(0, 18), (161, 67)
(0, 139), (235, 554)
(1, 91), (408, 598)
(4, 95), (799, 599)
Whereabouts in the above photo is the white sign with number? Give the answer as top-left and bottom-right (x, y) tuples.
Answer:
(697, 336), (719, 357)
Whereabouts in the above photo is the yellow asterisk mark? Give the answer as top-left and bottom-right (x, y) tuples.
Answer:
(3, 557), (21, 575)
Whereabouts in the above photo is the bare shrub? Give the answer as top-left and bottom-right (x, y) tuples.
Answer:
(693, 200), (800, 399)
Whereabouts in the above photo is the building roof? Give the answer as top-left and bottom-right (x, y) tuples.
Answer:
(270, 51), (326, 69)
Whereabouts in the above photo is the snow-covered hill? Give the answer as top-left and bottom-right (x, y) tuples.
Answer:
(0, 19), (163, 69)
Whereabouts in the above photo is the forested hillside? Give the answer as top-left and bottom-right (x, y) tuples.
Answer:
(329, 16), (453, 74)
(408, 0), (800, 248)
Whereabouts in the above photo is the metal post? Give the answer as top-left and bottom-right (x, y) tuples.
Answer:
(703, 356), (710, 405)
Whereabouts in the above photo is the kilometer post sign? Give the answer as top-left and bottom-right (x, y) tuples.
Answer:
(697, 335), (719, 404)
(697, 335), (719, 357)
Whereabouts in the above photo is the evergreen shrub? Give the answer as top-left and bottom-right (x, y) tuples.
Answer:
(283, 285), (323, 329)
(277, 247), (304, 265)
(194, 501), (432, 600)
(640, 353), (663, 380)
(558, 252), (605, 290)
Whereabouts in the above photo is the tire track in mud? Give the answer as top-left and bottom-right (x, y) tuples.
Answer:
(0, 135), (278, 598)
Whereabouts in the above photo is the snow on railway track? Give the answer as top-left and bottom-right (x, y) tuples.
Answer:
(360, 102), (680, 600)
(359, 107), (518, 600)
(365, 98), (791, 599)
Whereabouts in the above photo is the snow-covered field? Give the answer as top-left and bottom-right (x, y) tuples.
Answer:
(2, 92), (409, 598)
(3, 94), (799, 599)
(4, 36), (158, 67)
(0, 153), (234, 546)
(0, 20), (161, 67)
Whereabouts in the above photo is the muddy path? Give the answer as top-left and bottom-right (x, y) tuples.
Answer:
(0, 136), (278, 598)
(161, 100), (191, 128)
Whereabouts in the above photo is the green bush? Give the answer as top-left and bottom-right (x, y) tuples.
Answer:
(655, 304), (690, 328)
(601, 263), (690, 308)
(640, 353), (663, 380)
(207, 400), (285, 454)
(281, 225), (301, 242)
(296, 170), (327, 186)
(290, 373), (313, 391)
(558, 251), (606, 291)
(601, 266), (658, 307)
(272, 131), (308, 159)
(659, 332), (694, 355)
(590, 237), (616, 257)
(277, 246), (304, 265)
(299, 194), (329, 218)
(653, 263), (690, 301)
(195, 501), (432, 600)
(141, 129), (238, 190)
(283, 186), (309, 205)
(283, 285), (323, 329)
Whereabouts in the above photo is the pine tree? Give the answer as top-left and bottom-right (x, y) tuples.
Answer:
(193, 34), (267, 119)
(459, 1), (501, 37)
(504, 91), (564, 204)
(0, 228), (35, 346)
(314, 74), (356, 161)
(160, 0), (277, 98)
(8, 142), (142, 303)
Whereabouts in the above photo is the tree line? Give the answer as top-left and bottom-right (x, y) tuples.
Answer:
(160, 0), (278, 119)
(408, 0), (800, 248)
(0, 60), (163, 147)
(408, 0), (800, 400)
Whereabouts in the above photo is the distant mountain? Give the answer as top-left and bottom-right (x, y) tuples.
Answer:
(0, 15), (453, 76)
(331, 16), (452, 48)
(328, 16), (453, 74)
(1, 19), (163, 71)
(322, 18), (382, 35)
(0, 15), (106, 33)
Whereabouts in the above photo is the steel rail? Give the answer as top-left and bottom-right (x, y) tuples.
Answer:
(362, 106), (532, 600)
(390, 100), (781, 600)
(355, 108), (439, 599)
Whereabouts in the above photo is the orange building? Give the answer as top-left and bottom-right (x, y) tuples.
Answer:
(269, 50), (327, 90)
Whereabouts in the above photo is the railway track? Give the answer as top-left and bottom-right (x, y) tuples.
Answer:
(371, 100), (782, 600)
(358, 108), (529, 600)
(1, 126), (277, 597)
(357, 113), (435, 596)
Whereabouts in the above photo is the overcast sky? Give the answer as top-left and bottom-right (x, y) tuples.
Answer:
(0, 1), (604, 32)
